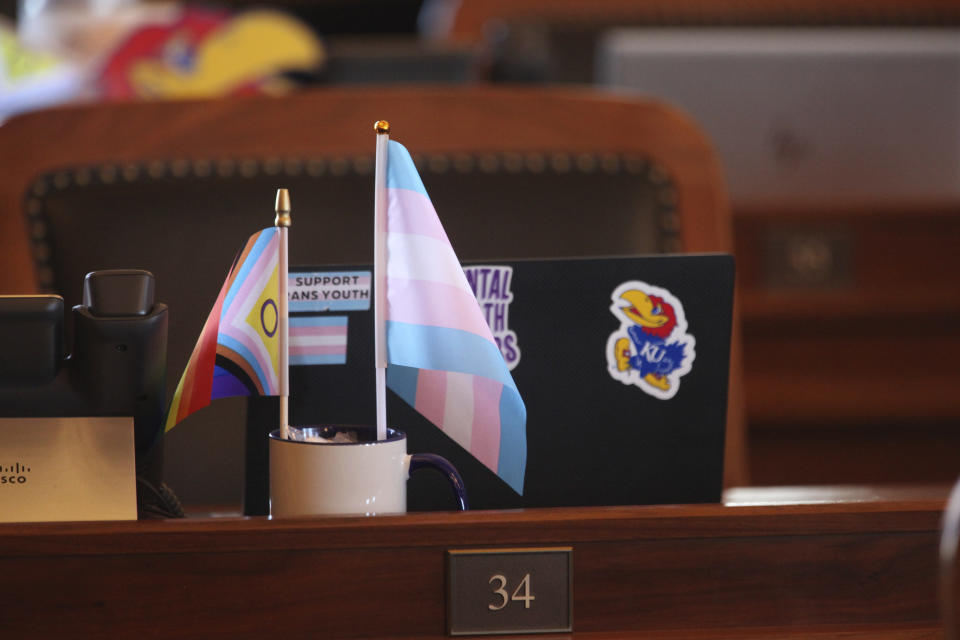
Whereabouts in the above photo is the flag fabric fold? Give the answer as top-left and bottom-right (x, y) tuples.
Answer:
(380, 140), (527, 494)
(164, 227), (281, 432)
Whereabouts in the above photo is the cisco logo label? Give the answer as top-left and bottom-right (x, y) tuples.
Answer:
(1, 462), (31, 485)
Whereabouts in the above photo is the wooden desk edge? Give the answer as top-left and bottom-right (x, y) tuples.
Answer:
(0, 488), (949, 557)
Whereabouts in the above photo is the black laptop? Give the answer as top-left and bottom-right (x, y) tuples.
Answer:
(247, 253), (734, 511)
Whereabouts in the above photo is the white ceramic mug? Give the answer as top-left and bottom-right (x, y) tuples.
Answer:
(268, 425), (467, 517)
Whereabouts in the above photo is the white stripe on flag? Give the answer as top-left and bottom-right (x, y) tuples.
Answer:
(289, 335), (347, 347)
(386, 232), (473, 294)
(442, 371), (474, 451)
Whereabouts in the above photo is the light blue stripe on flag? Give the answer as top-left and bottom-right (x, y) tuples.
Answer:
(386, 321), (516, 390)
(290, 298), (370, 312)
(386, 365), (419, 406)
(386, 141), (428, 197)
(290, 354), (347, 365)
(497, 389), (527, 493)
(289, 316), (348, 327)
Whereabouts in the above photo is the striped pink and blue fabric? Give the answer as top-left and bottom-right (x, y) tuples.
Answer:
(381, 140), (527, 494)
(289, 316), (348, 365)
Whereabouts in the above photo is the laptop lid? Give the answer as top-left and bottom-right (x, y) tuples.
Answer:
(260, 253), (733, 510)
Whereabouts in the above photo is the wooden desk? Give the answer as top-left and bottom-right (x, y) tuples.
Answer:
(0, 487), (949, 638)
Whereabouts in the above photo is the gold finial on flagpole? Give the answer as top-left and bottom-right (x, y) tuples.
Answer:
(374, 120), (390, 135)
(275, 188), (291, 227)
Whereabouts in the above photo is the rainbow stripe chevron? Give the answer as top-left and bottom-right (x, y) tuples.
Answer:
(164, 228), (281, 432)
(381, 140), (527, 494)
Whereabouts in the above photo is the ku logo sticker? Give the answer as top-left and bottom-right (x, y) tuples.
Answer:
(606, 281), (696, 400)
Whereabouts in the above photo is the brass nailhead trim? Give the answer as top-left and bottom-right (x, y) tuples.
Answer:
(264, 157), (283, 176)
(306, 159), (326, 176)
(26, 198), (42, 216)
(147, 162), (166, 179)
(216, 159), (236, 178)
(351, 156), (373, 175)
(503, 153), (524, 173)
(601, 154), (620, 174)
(170, 159), (190, 178)
(52, 172), (70, 189)
(99, 165), (117, 183)
(24, 152), (681, 290)
(192, 159), (212, 177)
(30, 220), (47, 241)
(428, 156), (450, 173)
(329, 158), (350, 176)
(524, 154), (546, 173)
(453, 154), (475, 173)
(549, 154), (571, 173)
(239, 160), (259, 178)
(575, 154), (597, 173)
(284, 159), (304, 176)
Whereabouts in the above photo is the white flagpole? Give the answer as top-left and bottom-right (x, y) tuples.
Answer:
(275, 188), (291, 440)
(373, 120), (390, 441)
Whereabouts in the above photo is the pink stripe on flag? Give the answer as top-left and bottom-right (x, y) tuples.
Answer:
(386, 189), (448, 241)
(415, 369), (448, 429)
(470, 376), (503, 473)
(289, 326), (348, 337)
(386, 277), (496, 342)
(289, 345), (345, 356)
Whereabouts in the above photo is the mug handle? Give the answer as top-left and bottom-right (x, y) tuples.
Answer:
(409, 453), (469, 511)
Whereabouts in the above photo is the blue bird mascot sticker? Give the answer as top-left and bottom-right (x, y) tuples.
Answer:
(606, 281), (696, 400)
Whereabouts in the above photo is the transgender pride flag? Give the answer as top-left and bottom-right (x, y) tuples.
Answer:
(379, 140), (527, 494)
(164, 228), (281, 432)
(289, 316), (348, 365)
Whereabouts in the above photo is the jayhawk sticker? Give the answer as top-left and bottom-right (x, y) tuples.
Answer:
(606, 281), (696, 400)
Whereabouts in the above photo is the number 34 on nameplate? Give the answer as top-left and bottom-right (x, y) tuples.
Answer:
(446, 547), (573, 636)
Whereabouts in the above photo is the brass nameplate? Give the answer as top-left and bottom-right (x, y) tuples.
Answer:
(447, 547), (572, 636)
